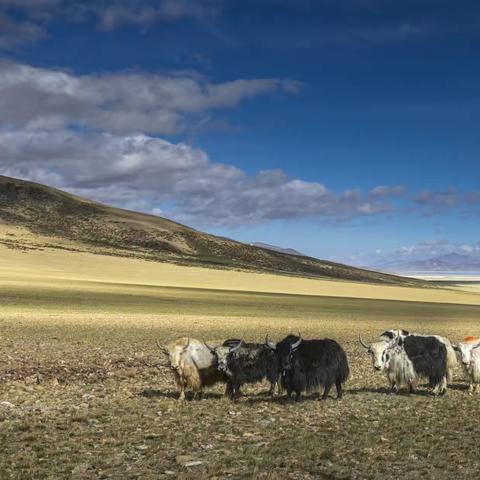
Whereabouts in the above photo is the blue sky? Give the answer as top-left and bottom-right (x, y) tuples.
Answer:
(1, 0), (479, 265)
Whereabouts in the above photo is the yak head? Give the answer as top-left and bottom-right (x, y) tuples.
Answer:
(379, 329), (410, 342)
(359, 335), (396, 371)
(204, 340), (243, 376)
(276, 335), (302, 372)
(158, 337), (190, 371)
(452, 337), (480, 366)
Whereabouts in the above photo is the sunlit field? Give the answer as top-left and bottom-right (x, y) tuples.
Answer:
(1, 246), (480, 479)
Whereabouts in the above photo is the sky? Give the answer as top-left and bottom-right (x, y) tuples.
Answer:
(0, 0), (479, 265)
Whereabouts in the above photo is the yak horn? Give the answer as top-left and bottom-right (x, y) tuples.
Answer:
(291, 337), (302, 350)
(204, 341), (216, 353)
(156, 340), (169, 356)
(230, 339), (244, 353)
(358, 335), (371, 349)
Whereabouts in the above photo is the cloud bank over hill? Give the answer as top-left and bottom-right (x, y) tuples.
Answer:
(0, 129), (401, 226)
(0, 57), (478, 228)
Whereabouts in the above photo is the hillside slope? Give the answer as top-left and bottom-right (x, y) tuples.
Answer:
(0, 175), (422, 285)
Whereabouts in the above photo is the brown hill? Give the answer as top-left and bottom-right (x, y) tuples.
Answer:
(0, 175), (423, 285)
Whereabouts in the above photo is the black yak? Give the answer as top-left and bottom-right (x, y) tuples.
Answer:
(206, 340), (279, 400)
(273, 334), (349, 401)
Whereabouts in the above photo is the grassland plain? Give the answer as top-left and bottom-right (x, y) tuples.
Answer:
(1, 246), (480, 479)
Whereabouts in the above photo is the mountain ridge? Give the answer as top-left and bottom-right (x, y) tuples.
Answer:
(252, 242), (305, 256)
(0, 175), (424, 285)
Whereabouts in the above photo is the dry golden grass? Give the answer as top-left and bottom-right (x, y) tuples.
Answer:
(1, 245), (480, 478)
(1, 243), (480, 305)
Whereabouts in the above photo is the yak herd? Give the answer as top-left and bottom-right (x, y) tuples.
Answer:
(158, 330), (480, 401)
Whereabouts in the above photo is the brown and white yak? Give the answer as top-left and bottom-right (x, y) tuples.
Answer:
(158, 337), (228, 400)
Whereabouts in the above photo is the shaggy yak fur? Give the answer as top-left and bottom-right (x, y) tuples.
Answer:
(453, 336), (480, 393)
(275, 335), (349, 401)
(360, 332), (448, 395)
(381, 329), (457, 383)
(211, 342), (279, 400)
(398, 335), (448, 390)
(164, 337), (227, 400)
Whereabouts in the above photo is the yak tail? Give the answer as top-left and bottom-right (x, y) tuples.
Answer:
(338, 349), (350, 384)
(445, 345), (457, 383)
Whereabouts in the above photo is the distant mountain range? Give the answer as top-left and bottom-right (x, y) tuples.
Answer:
(252, 242), (305, 256)
(371, 253), (480, 274)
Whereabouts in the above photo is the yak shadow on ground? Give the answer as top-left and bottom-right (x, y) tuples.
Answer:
(139, 383), (470, 401)
(138, 389), (225, 400)
(446, 382), (469, 391)
(240, 390), (344, 405)
(346, 386), (436, 397)
(138, 388), (343, 403)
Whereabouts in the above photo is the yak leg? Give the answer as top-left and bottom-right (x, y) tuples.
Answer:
(294, 390), (302, 402)
(390, 380), (398, 394)
(229, 382), (241, 401)
(178, 383), (186, 401)
(407, 377), (417, 394)
(233, 385), (240, 401)
(321, 382), (333, 401)
(439, 377), (447, 395)
(335, 379), (343, 399)
(469, 382), (475, 394)
(225, 381), (243, 398)
(175, 375), (186, 401)
(268, 382), (276, 396)
(387, 372), (398, 394)
(432, 378), (445, 396)
(431, 377), (447, 396)
(224, 382), (233, 397)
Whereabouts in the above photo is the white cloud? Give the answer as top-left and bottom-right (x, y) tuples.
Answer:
(92, 0), (217, 31)
(0, 12), (47, 49)
(415, 187), (480, 215)
(0, 129), (400, 226)
(0, 1), (219, 34)
(0, 59), (299, 135)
